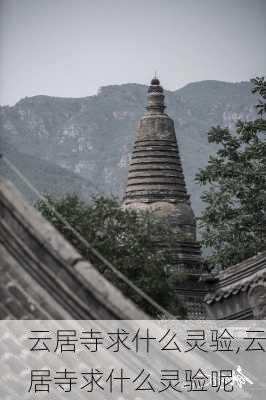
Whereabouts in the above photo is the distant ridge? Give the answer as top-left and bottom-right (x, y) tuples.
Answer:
(0, 80), (257, 214)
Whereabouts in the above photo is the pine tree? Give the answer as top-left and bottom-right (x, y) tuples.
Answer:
(196, 77), (266, 269)
(37, 195), (185, 316)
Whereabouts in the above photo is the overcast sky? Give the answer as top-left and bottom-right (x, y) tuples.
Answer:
(0, 0), (265, 106)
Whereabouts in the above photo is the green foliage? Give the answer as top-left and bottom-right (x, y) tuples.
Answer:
(196, 77), (266, 269)
(36, 195), (184, 317)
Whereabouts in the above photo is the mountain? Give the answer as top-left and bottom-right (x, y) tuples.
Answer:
(0, 80), (257, 214)
(0, 141), (97, 203)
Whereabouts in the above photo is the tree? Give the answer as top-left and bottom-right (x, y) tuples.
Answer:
(196, 77), (266, 270)
(37, 195), (186, 317)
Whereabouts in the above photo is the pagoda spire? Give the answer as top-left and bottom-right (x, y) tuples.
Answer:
(146, 76), (166, 113)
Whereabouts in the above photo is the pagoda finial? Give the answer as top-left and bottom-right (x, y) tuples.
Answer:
(147, 75), (165, 113)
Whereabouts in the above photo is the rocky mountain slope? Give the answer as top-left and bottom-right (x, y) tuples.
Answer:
(0, 141), (97, 203)
(0, 80), (257, 213)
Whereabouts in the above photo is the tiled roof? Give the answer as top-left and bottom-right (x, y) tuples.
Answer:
(0, 177), (147, 320)
(204, 252), (266, 305)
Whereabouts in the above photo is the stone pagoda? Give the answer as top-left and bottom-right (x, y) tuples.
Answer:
(123, 77), (206, 318)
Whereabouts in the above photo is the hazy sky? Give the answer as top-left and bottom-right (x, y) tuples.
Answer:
(0, 0), (265, 105)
